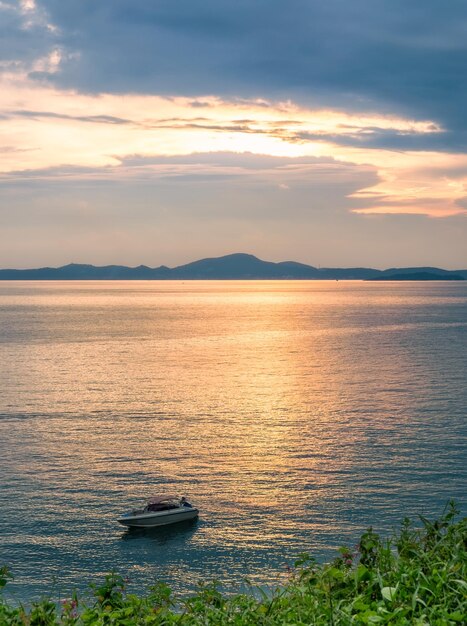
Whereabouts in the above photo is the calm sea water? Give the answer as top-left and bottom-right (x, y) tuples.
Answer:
(0, 280), (466, 602)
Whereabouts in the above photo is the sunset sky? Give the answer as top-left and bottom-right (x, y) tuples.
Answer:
(1, 0), (467, 268)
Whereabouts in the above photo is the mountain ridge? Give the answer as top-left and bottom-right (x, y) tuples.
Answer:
(0, 253), (465, 280)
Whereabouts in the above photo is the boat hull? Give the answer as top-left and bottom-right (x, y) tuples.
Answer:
(118, 507), (199, 528)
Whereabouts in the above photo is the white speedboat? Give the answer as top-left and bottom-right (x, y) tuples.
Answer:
(118, 494), (198, 528)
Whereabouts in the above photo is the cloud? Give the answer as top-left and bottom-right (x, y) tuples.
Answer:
(4, 1), (460, 139)
(0, 152), (378, 196)
(2, 1), (467, 151)
(6, 105), (445, 152)
(0, 0), (55, 69)
(10, 109), (134, 125)
(1, 2), (466, 268)
(1, 74), (466, 219)
(3, 149), (467, 221)
(0, 150), (386, 268)
(1, 157), (466, 270)
(0, 76), (443, 155)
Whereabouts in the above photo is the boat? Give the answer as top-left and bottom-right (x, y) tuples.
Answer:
(117, 494), (198, 528)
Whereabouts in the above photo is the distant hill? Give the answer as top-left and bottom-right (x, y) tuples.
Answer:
(0, 253), (466, 280)
(369, 271), (465, 281)
(170, 254), (321, 279)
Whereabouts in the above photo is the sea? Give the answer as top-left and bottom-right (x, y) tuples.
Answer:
(0, 280), (466, 602)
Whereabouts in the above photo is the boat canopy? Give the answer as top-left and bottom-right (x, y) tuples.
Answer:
(147, 494), (180, 505)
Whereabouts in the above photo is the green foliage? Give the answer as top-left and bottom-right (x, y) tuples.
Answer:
(1, 503), (466, 625)
(0, 567), (13, 592)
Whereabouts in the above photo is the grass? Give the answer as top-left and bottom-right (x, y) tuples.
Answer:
(1, 502), (466, 624)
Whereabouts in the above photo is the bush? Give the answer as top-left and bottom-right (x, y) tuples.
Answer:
(1, 503), (465, 624)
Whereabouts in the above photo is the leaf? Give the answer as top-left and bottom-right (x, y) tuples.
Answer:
(327, 567), (345, 581)
(381, 586), (396, 601)
(454, 579), (467, 589)
(356, 564), (370, 583)
(448, 612), (466, 622)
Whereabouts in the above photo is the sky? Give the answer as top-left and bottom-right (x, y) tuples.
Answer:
(1, 0), (467, 269)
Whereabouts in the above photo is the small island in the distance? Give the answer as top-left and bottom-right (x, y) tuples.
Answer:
(368, 271), (465, 281)
(0, 253), (465, 281)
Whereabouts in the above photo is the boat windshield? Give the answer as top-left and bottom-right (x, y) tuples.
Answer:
(146, 494), (181, 512)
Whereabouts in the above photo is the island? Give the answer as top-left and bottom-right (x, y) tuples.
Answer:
(368, 272), (464, 281)
(1, 254), (466, 281)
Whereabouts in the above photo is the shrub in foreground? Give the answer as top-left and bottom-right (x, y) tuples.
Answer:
(1, 503), (466, 624)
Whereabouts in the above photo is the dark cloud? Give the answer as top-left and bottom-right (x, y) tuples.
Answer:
(10, 110), (134, 125)
(21, 0), (465, 140)
(294, 128), (467, 153)
(187, 100), (216, 108)
(3, 1), (467, 150)
(0, 2), (51, 67)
